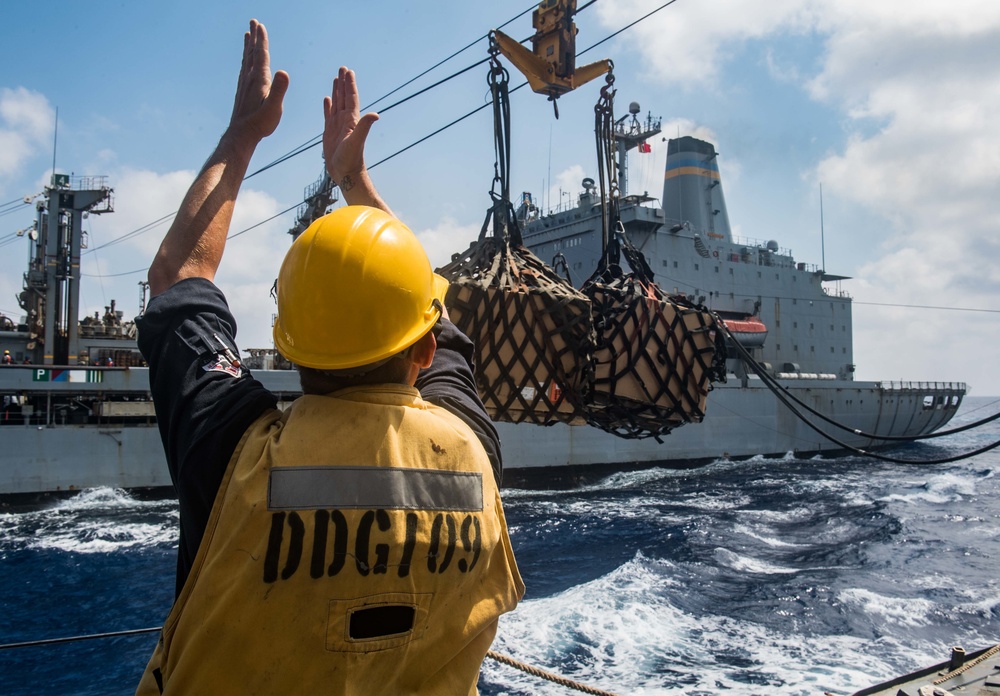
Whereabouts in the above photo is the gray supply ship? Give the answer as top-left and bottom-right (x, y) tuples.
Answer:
(0, 115), (966, 494)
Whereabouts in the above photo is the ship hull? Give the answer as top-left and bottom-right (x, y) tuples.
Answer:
(0, 374), (963, 494)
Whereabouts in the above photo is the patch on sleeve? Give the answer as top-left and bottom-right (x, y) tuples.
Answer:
(201, 351), (246, 378)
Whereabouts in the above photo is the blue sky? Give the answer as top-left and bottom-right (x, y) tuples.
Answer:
(2, 0), (999, 393)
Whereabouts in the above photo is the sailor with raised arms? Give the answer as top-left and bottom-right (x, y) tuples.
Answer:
(135, 19), (522, 695)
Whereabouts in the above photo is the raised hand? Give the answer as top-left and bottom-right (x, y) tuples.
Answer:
(229, 19), (289, 144)
(323, 67), (379, 192)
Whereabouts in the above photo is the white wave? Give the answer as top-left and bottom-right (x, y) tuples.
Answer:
(712, 547), (799, 575)
(56, 486), (143, 510)
(838, 588), (935, 627)
(736, 505), (816, 524)
(879, 473), (978, 505)
(485, 552), (932, 695)
(0, 487), (178, 553)
(731, 523), (808, 548)
(27, 520), (176, 554)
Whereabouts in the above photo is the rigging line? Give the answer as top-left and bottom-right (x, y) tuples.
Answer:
(86, 216), (108, 306)
(724, 329), (1000, 464)
(854, 300), (1000, 314)
(0, 204), (27, 215)
(227, 202), (300, 240)
(84, 212), (176, 254)
(0, 204), (31, 220)
(724, 326), (991, 442)
(653, 273), (998, 316)
(244, 3), (536, 181)
(365, 82), (530, 172)
(82, 268), (148, 278)
(243, 137), (322, 180)
(91, 3), (663, 249)
(0, 627), (162, 651)
(578, 0), (681, 57)
(0, 195), (28, 207)
(233, 86), (530, 237)
(362, 2), (536, 112)
(244, 56), (495, 180)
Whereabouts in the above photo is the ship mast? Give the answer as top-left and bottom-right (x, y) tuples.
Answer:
(614, 102), (661, 197)
(20, 175), (113, 365)
(287, 170), (339, 242)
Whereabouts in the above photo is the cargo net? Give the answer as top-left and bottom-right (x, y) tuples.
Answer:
(581, 71), (727, 440)
(437, 41), (594, 426)
(584, 238), (727, 439)
(439, 203), (594, 426)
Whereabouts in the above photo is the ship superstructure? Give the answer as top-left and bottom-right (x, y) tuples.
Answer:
(522, 117), (856, 382)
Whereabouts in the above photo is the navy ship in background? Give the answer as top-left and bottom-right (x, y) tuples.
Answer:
(489, 106), (964, 480)
(0, 111), (966, 494)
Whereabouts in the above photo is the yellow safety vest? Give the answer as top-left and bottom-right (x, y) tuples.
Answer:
(138, 385), (523, 696)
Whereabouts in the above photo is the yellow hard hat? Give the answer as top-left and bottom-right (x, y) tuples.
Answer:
(273, 206), (449, 371)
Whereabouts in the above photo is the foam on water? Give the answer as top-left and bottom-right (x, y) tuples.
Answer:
(838, 588), (939, 629)
(878, 472), (978, 505)
(0, 487), (177, 554)
(712, 547), (800, 575)
(484, 553), (925, 695)
(730, 523), (809, 548)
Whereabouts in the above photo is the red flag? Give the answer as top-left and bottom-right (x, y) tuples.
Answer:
(638, 141), (651, 153)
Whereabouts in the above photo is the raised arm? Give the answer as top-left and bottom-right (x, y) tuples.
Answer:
(147, 19), (289, 297)
(323, 67), (391, 214)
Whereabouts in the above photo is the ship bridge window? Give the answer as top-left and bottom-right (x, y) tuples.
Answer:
(729, 268), (733, 275)
(694, 263), (700, 270)
(714, 266), (719, 273)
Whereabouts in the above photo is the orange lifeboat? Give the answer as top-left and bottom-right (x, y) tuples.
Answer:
(720, 316), (768, 348)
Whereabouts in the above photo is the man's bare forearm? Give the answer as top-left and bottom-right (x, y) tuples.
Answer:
(147, 132), (256, 297)
(146, 19), (287, 297)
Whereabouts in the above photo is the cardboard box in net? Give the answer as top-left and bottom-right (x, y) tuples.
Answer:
(589, 287), (717, 423)
(446, 281), (592, 426)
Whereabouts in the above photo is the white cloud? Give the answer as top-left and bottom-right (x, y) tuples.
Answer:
(594, 0), (1000, 391)
(0, 87), (54, 180)
(413, 216), (482, 269)
(70, 166), (288, 352)
(594, 0), (814, 87)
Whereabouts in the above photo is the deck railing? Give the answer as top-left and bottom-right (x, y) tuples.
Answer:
(878, 381), (968, 392)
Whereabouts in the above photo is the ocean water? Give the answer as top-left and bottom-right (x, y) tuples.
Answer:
(2, 397), (999, 695)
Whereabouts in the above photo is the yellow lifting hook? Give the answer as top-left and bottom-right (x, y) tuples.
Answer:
(492, 0), (612, 118)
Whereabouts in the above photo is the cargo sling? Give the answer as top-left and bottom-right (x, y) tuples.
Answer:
(437, 38), (594, 426)
(581, 70), (727, 440)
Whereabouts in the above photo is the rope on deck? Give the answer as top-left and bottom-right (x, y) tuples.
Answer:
(485, 649), (622, 696)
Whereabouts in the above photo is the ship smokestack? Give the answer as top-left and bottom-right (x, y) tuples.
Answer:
(663, 136), (733, 242)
